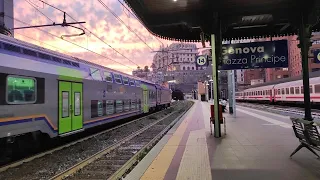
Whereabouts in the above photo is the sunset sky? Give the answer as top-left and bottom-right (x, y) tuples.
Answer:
(11, 0), (175, 74)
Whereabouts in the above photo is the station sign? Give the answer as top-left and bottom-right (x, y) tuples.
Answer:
(314, 49), (320, 63)
(219, 40), (289, 70)
(195, 55), (208, 67)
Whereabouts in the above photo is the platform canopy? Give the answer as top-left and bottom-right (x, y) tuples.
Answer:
(124, 0), (320, 41)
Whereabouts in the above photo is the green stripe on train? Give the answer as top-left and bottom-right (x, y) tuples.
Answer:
(57, 67), (83, 82)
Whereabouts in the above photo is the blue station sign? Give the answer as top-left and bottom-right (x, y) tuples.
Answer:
(219, 40), (289, 70)
(314, 49), (320, 63)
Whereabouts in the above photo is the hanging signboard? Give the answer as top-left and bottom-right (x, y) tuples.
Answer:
(219, 40), (289, 70)
(314, 49), (320, 63)
(195, 55), (208, 68)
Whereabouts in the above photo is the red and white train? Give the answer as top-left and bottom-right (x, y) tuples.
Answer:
(235, 76), (320, 104)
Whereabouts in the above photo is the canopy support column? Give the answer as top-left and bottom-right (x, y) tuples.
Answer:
(211, 16), (222, 138)
(298, 12), (313, 121)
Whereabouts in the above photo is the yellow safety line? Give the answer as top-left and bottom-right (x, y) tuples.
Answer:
(140, 101), (198, 180)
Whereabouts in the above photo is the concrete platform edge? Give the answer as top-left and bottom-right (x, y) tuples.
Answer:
(124, 102), (195, 180)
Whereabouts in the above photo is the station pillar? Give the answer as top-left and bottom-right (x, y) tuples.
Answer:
(228, 70), (236, 117)
(211, 34), (221, 137)
(298, 13), (313, 120)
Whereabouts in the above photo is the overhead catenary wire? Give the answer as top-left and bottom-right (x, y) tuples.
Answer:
(25, 0), (55, 24)
(117, 0), (164, 46)
(97, 0), (155, 51)
(6, 15), (134, 70)
(37, 0), (140, 68)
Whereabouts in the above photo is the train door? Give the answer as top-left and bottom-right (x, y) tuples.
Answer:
(141, 84), (149, 113)
(58, 81), (83, 134)
(272, 89), (276, 103)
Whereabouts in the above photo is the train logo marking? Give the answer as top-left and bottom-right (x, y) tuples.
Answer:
(196, 56), (207, 66)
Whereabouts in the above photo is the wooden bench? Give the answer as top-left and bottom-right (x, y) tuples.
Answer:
(290, 118), (320, 158)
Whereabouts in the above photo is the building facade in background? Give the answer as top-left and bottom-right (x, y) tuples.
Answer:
(152, 43), (199, 72)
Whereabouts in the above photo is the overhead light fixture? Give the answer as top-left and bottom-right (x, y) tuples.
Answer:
(173, 0), (177, 2)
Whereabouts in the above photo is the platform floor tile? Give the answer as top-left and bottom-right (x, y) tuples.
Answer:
(208, 105), (320, 180)
(176, 129), (211, 180)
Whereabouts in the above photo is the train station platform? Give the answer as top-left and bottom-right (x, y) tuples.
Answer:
(124, 101), (320, 180)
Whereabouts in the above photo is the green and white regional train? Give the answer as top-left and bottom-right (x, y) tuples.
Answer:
(0, 34), (171, 145)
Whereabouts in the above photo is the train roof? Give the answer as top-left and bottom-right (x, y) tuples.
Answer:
(0, 34), (164, 88)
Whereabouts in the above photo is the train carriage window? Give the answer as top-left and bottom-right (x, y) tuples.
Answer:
(131, 99), (136, 110)
(286, 88), (289, 94)
(6, 76), (37, 104)
(137, 99), (141, 110)
(135, 80), (140, 87)
(290, 87), (294, 94)
(122, 77), (129, 85)
(301, 86), (304, 93)
(104, 71), (113, 82)
(315, 85), (320, 93)
(310, 86), (313, 93)
(124, 100), (130, 111)
(114, 74), (122, 84)
(278, 89), (280, 95)
(282, 88), (285, 94)
(90, 68), (102, 81)
(116, 100), (123, 113)
(129, 79), (135, 86)
(295, 87), (300, 94)
(106, 100), (115, 115)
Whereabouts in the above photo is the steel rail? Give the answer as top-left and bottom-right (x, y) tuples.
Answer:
(107, 103), (192, 180)
(49, 108), (183, 180)
(0, 104), (177, 173)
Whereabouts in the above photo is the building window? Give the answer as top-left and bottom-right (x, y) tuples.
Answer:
(192, 67), (194, 70)
(183, 67), (186, 70)
(187, 67), (190, 70)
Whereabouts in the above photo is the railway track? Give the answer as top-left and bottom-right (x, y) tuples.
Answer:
(0, 101), (193, 180)
(238, 102), (320, 119)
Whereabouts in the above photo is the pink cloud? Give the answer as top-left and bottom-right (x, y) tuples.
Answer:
(12, 0), (173, 74)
